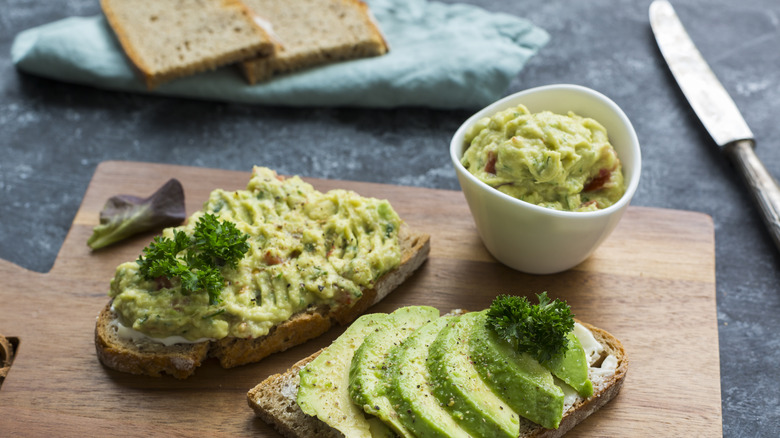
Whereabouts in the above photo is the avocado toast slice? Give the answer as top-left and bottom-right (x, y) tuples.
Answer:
(427, 312), (521, 437)
(349, 306), (440, 437)
(95, 166), (430, 379)
(248, 297), (628, 438)
(468, 310), (565, 430)
(385, 316), (471, 438)
(297, 312), (393, 438)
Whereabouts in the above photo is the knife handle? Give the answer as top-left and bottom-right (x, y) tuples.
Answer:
(724, 139), (780, 252)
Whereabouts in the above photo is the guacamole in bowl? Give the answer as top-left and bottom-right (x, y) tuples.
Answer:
(460, 104), (626, 212)
(450, 84), (641, 274)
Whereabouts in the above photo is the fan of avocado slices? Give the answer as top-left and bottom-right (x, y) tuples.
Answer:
(297, 293), (596, 437)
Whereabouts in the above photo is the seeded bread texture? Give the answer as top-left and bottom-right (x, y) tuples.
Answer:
(239, 0), (388, 84)
(248, 351), (340, 438)
(95, 224), (429, 379)
(101, 0), (278, 88)
(247, 320), (627, 438)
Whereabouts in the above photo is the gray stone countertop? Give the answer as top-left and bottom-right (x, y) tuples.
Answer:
(2, 0), (779, 436)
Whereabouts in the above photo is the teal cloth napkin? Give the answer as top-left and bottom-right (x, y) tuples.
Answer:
(11, 0), (548, 109)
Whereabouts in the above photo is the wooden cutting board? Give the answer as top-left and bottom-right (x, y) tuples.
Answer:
(0, 161), (721, 436)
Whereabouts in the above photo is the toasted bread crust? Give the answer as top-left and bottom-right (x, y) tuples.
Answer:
(95, 225), (430, 379)
(247, 351), (342, 438)
(247, 318), (627, 438)
(95, 304), (211, 379)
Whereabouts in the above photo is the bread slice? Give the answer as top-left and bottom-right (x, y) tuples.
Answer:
(95, 224), (430, 379)
(0, 334), (17, 388)
(238, 0), (388, 84)
(247, 320), (627, 438)
(101, 0), (278, 88)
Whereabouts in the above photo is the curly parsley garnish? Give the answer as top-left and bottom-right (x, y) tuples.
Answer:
(136, 213), (250, 304)
(486, 292), (574, 363)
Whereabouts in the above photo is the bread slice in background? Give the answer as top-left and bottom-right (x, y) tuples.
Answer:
(101, 0), (278, 88)
(239, 0), (389, 84)
(95, 224), (430, 379)
(247, 320), (628, 438)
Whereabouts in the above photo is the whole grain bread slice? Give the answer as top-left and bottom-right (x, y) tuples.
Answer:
(101, 0), (278, 88)
(95, 224), (429, 379)
(247, 320), (628, 438)
(239, 0), (389, 84)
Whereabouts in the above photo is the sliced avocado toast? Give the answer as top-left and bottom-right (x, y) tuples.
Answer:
(297, 312), (394, 438)
(349, 306), (440, 437)
(249, 293), (628, 438)
(469, 310), (565, 429)
(542, 331), (594, 398)
(427, 312), (521, 438)
(385, 316), (471, 438)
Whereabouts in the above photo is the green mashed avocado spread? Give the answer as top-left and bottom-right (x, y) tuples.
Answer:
(461, 104), (626, 212)
(109, 167), (402, 341)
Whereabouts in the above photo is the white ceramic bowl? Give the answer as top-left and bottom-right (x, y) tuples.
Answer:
(450, 84), (641, 274)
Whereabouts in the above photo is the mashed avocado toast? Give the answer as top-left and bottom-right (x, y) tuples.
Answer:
(248, 294), (628, 438)
(95, 166), (430, 379)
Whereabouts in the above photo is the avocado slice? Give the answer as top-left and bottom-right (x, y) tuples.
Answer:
(542, 330), (593, 398)
(469, 311), (565, 429)
(297, 313), (393, 438)
(427, 313), (520, 438)
(385, 316), (471, 438)
(348, 306), (439, 437)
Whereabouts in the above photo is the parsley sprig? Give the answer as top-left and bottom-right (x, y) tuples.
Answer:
(486, 292), (574, 363)
(136, 213), (250, 304)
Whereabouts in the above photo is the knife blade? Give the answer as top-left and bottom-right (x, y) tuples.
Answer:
(650, 0), (780, 253)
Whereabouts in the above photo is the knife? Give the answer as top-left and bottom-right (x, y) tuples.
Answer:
(649, 0), (780, 252)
